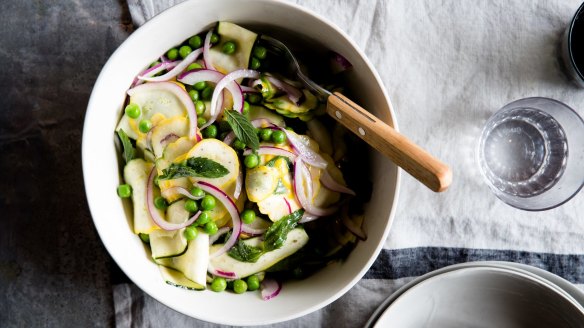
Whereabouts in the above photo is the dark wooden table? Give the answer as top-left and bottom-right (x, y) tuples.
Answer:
(0, 1), (134, 326)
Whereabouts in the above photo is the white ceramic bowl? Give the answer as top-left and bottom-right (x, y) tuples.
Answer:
(82, 0), (399, 325)
(373, 266), (584, 328)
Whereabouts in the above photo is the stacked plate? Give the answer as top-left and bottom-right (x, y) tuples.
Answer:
(365, 261), (584, 327)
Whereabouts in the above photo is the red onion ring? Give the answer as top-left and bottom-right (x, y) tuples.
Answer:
(243, 146), (297, 161)
(320, 169), (356, 196)
(276, 127), (327, 169)
(207, 262), (237, 279)
(197, 181), (242, 258)
(177, 69), (227, 129)
(146, 168), (201, 230)
(131, 61), (179, 87)
(341, 211), (367, 241)
(284, 198), (292, 215)
(261, 278), (282, 301)
(293, 159), (338, 217)
(127, 82), (198, 140)
(266, 76), (302, 104)
(240, 85), (259, 93)
(203, 30), (214, 71)
(139, 48), (203, 82)
(298, 212), (319, 224)
(241, 224), (267, 236)
(211, 69), (259, 117)
(160, 186), (205, 201)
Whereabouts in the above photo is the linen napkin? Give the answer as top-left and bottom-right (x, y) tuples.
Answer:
(116, 0), (584, 326)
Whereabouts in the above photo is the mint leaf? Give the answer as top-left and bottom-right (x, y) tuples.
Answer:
(117, 129), (135, 163)
(225, 109), (259, 150)
(159, 157), (229, 180)
(228, 240), (264, 263)
(263, 209), (304, 252)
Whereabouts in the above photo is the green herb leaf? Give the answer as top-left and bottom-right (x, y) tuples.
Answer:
(263, 209), (304, 252)
(159, 157), (229, 180)
(117, 129), (135, 163)
(228, 240), (265, 263)
(225, 109), (259, 150)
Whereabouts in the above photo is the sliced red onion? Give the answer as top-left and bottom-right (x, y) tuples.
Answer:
(241, 224), (267, 236)
(197, 181), (241, 258)
(234, 168), (243, 200)
(277, 127), (327, 169)
(330, 51), (353, 74)
(320, 169), (356, 196)
(160, 133), (180, 147)
(298, 212), (319, 224)
(211, 69), (259, 117)
(293, 159), (338, 217)
(131, 61), (179, 87)
(145, 129), (154, 152)
(243, 146), (297, 161)
(146, 168), (200, 230)
(284, 198), (292, 215)
(127, 82), (197, 139)
(203, 29), (214, 71)
(223, 132), (236, 145)
(261, 278), (282, 301)
(208, 227), (230, 245)
(207, 262), (237, 279)
(266, 76), (302, 104)
(341, 212), (367, 241)
(177, 68), (224, 85)
(160, 186), (204, 201)
(139, 48), (203, 82)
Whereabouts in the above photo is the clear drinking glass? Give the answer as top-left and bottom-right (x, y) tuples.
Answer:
(478, 97), (584, 211)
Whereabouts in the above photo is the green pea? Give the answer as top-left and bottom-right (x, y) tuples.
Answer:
(196, 211), (211, 226)
(188, 89), (199, 102)
(184, 226), (198, 241)
(188, 35), (203, 49)
(210, 33), (220, 44)
(233, 139), (246, 150)
(244, 154), (259, 169)
(259, 128), (273, 141)
(184, 199), (199, 213)
(193, 81), (207, 91)
(241, 209), (256, 224)
(203, 125), (218, 139)
(187, 62), (203, 71)
(166, 48), (178, 60)
(247, 93), (261, 104)
(250, 57), (261, 70)
(201, 195), (216, 210)
(271, 130), (286, 144)
(222, 41), (236, 55)
(117, 184), (132, 198)
(139, 233), (150, 244)
(232, 279), (247, 294)
(242, 101), (250, 115)
(201, 86), (214, 100)
(195, 100), (206, 115)
(138, 119), (152, 133)
(204, 221), (218, 235)
(191, 187), (205, 198)
(246, 275), (260, 291)
(179, 45), (192, 59)
(253, 46), (267, 59)
(211, 277), (227, 292)
(125, 103), (141, 119)
(197, 117), (207, 127)
(154, 196), (168, 209)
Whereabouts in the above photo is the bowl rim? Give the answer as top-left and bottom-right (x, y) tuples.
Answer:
(82, 0), (401, 324)
(568, 1), (584, 81)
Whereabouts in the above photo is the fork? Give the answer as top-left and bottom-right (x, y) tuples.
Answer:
(260, 35), (452, 192)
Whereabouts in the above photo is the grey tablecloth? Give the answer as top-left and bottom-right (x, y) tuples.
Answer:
(116, 0), (584, 327)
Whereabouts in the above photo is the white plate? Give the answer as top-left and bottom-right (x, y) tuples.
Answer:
(368, 264), (584, 328)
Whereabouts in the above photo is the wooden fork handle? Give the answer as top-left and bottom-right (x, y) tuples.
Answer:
(327, 92), (452, 192)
